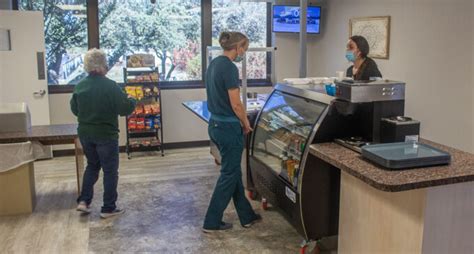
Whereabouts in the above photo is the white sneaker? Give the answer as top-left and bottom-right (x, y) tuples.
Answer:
(100, 208), (125, 219)
(76, 201), (91, 214)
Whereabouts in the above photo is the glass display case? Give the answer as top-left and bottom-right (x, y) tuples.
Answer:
(252, 90), (327, 188)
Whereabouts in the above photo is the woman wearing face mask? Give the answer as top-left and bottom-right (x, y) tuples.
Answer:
(346, 35), (382, 81)
(202, 31), (262, 233)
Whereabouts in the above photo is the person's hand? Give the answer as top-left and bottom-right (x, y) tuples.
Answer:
(243, 121), (253, 135)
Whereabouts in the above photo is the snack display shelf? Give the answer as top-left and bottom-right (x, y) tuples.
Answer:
(124, 62), (164, 159)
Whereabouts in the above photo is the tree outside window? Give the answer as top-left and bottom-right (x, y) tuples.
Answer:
(19, 0), (88, 85)
(99, 0), (202, 83)
(212, 1), (268, 80)
(19, 0), (270, 86)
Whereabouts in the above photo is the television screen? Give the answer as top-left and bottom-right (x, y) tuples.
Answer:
(273, 5), (321, 34)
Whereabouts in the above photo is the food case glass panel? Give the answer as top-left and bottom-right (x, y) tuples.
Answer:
(252, 90), (327, 187)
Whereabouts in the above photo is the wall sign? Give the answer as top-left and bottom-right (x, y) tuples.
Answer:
(0, 29), (11, 51)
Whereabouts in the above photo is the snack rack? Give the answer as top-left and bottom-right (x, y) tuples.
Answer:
(123, 55), (164, 159)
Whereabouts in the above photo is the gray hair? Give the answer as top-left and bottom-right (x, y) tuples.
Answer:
(84, 48), (108, 74)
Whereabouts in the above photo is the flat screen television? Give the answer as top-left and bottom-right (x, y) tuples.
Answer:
(273, 5), (321, 34)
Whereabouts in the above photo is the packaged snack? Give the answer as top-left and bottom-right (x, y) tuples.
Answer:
(145, 118), (152, 130)
(154, 116), (160, 129)
(136, 118), (145, 130)
(153, 86), (160, 96)
(150, 103), (160, 114)
(125, 86), (137, 98)
(143, 104), (152, 115)
(128, 117), (137, 130)
(147, 117), (155, 130)
(127, 55), (144, 68)
(144, 87), (152, 97)
(135, 87), (144, 100)
(150, 73), (159, 82)
(134, 105), (144, 115)
(143, 139), (151, 146)
(151, 137), (160, 146)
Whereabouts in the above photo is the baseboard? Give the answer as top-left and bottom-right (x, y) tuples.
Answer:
(52, 140), (210, 157)
(163, 140), (210, 149)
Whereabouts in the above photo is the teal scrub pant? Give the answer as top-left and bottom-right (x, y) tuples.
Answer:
(203, 119), (257, 229)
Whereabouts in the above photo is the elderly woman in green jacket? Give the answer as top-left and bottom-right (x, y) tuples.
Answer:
(70, 48), (135, 218)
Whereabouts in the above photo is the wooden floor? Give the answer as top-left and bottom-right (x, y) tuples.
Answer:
(0, 148), (304, 254)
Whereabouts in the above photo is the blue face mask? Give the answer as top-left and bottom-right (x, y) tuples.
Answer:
(345, 51), (356, 62)
(234, 54), (244, 63)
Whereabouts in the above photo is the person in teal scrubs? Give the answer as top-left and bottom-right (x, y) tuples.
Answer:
(202, 32), (262, 232)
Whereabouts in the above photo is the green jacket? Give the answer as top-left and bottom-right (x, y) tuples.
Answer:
(70, 75), (136, 140)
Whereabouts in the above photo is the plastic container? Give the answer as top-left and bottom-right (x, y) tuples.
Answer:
(361, 142), (451, 169)
(325, 84), (336, 96)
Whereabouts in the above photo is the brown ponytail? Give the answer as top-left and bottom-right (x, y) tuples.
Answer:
(219, 31), (249, 51)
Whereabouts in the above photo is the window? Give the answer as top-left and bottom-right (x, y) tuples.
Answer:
(212, 1), (268, 80)
(18, 0), (271, 89)
(98, 0), (202, 83)
(19, 0), (88, 85)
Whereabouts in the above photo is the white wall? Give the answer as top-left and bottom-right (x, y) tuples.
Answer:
(49, 86), (272, 150)
(310, 0), (474, 153)
(0, 0), (11, 10)
(472, 1), (474, 154)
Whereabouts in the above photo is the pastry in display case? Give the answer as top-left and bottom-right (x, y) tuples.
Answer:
(252, 90), (327, 188)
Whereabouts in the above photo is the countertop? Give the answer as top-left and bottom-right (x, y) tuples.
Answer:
(309, 140), (474, 192)
(0, 124), (78, 144)
(182, 98), (266, 123)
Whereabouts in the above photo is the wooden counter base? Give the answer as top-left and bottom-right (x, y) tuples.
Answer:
(339, 172), (425, 253)
(0, 162), (36, 216)
(338, 171), (474, 254)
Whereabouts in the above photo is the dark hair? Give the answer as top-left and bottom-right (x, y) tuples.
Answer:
(350, 35), (370, 58)
(219, 31), (249, 51)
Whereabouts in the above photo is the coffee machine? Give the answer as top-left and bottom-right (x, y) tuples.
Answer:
(328, 80), (418, 152)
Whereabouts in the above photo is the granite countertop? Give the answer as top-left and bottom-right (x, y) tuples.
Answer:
(309, 140), (474, 192)
(0, 124), (78, 144)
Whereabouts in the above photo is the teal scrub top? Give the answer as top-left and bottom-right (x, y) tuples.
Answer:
(205, 56), (240, 119)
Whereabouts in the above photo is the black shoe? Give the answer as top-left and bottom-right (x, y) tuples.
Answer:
(243, 214), (262, 228)
(202, 222), (233, 233)
(100, 208), (125, 219)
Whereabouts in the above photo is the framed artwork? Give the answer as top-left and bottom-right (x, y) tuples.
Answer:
(350, 16), (391, 59)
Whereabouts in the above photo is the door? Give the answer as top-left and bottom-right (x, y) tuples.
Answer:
(0, 10), (50, 126)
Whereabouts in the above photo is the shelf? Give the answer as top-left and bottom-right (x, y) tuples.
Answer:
(128, 95), (160, 101)
(125, 82), (160, 86)
(128, 144), (162, 151)
(128, 113), (161, 118)
(128, 130), (158, 138)
(265, 137), (302, 160)
(128, 129), (158, 133)
(125, 67), (157, 74)
(260, 117), (310, 139)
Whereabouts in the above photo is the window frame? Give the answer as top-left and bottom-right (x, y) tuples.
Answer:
(16, 0), (273, 93)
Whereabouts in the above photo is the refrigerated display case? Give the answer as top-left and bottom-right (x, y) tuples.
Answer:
(252, 90), (327, 188)
(249, 84), (341, 242)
